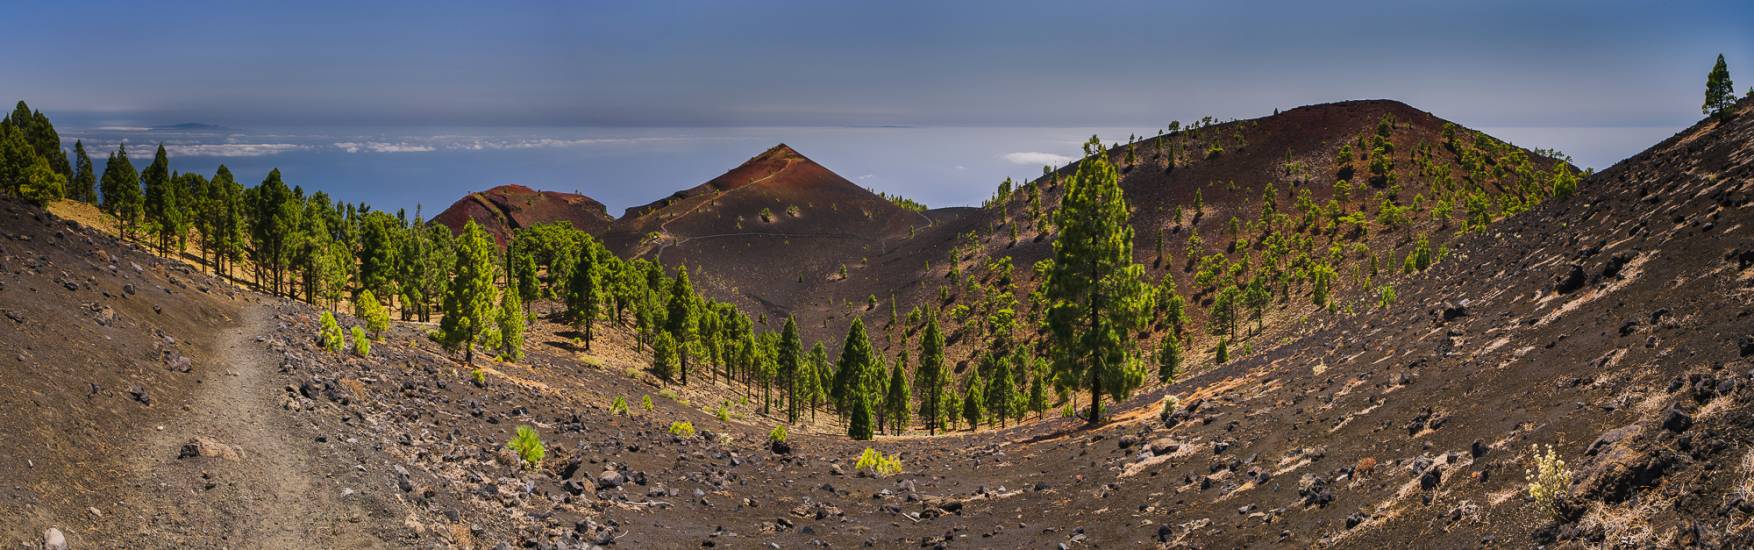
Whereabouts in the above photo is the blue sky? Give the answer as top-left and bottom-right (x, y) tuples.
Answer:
(7, 1), (1750, 128)
(4, 1), (1751, 213)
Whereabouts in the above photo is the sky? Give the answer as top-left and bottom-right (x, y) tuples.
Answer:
(4, 0), (1751, 212)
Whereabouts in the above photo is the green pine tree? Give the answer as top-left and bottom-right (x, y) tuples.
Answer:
(961, 370), (985, 431)
(141, 144), (185, 254)
(498, 285), (525, 361)
(652, 331), (678, 382)
(99, 144), (143, 239)
(916, 310), (947, 435)
(666, 266), (699, 384)
(848, 393), (874, 440)
(440, 220), (497, 364)
(778, 316), (804, 423)
(71, 140), (96, 203)
(565, 243), (602, 350)
(1042, 136), (1151, 426)
(884, 353), (911, 435)
(1704, 54), (1737, 118)
(1026, 367), (1048, 419)
(833, 317), (878, 420)
(1157, 335), (1182, 383)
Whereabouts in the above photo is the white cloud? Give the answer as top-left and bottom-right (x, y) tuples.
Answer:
(335, 142), (435, 153)
(1003, 151), (1075, 166)
(160, 143), (303, 157)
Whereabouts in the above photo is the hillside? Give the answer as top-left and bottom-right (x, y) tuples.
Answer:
(802, 100), (1576, 382)
(433, 184), (615, 247)
(599, 144), (942, 331)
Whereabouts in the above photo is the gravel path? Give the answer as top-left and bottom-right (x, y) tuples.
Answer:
(118, 304), (392, 548)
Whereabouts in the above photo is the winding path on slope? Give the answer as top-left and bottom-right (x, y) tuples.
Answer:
(117, 303), (393, 548)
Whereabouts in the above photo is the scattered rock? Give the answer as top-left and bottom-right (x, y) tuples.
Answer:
(1661, 408), (1692, 433)
(596, 470), (626, 489)
(43, 528), (67, 550)
(127, 385), (151, 406)
(179, 436), (242, 460)
(1554, 264), (1587, 293)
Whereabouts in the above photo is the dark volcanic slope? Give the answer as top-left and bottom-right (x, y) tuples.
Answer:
(434, 184), (615, 247)
(826, 100), (1572, 364)
(1061, 99), (1754, 547)
(601, 144), (937, 331)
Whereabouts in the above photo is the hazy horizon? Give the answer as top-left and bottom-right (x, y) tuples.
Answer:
(45, 116), (1679, 217)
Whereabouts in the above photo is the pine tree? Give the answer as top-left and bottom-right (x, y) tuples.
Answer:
(848, 393), (874, 440)
(916, 311), (947, 435)
(985, 353), (1017, 427)
(652, 331), (678, 382)
(71, 140), (96, 203)
(1042, 136), (1151, 426)
(440, 220), (497, 364)
(356, 290), (389, 338)
(666, 266), (699, 384)
(1026, 368), (1048, 419)
(1210, 284), (1241, 339)
(141, 144), (184, 254)
(778, 316), (804, 423)
(565, 244), (602, 350)
(498, 285), (525, 361)
(961, 370), (985, 431)
(833, 317), (878, 420)
(248, 169), (298, 296)
(1157, 335), (1182, 383)
(884, 353), (911, 435)
(99, 144), (143, 239)
(808, 342), (830, 422)
(1704, 54), (1736, 118)
(0, 124), (63, 204)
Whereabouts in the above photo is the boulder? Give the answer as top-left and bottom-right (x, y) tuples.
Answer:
(178, 436), (242, 461)
(43, 528), (67, 550)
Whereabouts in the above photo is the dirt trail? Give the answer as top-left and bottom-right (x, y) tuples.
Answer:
(120, 303), (393, 549)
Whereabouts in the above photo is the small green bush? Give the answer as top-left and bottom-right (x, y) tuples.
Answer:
(641, 395), (655, 411)
(715, 402), (731, 422)
(768, 425), (788, 444)
(318, 311), (344, 352)
(668, 420), (696, 438)
(1160, 395), (1182, 417)
(351, 326), (370, 357)
(610, 395), (629, 416)
(507, 425), (545, 468)
(854, 448), (903, 477)
(659, 388), (679, 401)
(470, 368), (487, 386)
(355, 290), (389, 339)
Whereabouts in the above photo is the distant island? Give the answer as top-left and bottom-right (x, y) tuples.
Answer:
(149, 122), (238, 132)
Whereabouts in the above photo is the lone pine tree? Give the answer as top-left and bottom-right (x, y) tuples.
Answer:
(1042, 136), (1151, 426)
(1704, 54), (1736, 118)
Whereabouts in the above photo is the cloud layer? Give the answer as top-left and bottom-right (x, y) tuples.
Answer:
(1003, 151), (1074, 166)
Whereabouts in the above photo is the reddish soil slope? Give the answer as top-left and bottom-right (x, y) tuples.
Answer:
(600, 144), (939, 330)
(434, 184), (614, 247)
